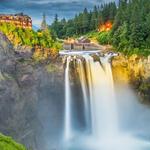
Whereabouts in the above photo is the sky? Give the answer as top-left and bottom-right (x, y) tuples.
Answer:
(0, 0), (116, 27)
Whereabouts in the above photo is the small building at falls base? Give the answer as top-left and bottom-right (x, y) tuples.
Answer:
(63, 37), (101, 50)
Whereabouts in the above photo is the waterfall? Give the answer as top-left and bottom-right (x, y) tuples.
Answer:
(64, 53), (118, 138)
(83, 55), (94, 132)
(64, 56), (72, 141)
(62, 50), (150, 150)
(77, 59), (90, 129)
(84, 56), (118, 137)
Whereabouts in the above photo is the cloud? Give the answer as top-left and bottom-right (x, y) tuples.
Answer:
(0, 0), (116, 27)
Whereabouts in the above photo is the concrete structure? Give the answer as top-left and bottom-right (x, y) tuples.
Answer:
(63, 37), (101, 50)
(0, 13), (32, 29)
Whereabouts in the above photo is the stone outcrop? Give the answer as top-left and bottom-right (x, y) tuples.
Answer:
(0, 31), (150, 150)
(14, 45), (33, 59)
(0, 32), (14, 60)
(0, 31), (64, 150)
(112, 54), (150, 102)
(0, 32), (16, 81)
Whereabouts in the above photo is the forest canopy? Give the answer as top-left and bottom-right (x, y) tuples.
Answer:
(50, 0), (150, 56)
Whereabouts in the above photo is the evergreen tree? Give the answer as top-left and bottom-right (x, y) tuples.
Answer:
(82, 8), (90, 33)
(50, 2), (117, 37)
(90, 6), (98, 30)
(49, 0), (150, 56)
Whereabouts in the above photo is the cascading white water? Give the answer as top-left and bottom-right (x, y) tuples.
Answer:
(83, 55), (118, 137)
(100, 56), (118, 135)
(64, 53), (118, 138)
(77, 59), (90, 127)
(64, 56), (72, 141)
(62, 50), (150, 150)
(83, 55), (95, 132)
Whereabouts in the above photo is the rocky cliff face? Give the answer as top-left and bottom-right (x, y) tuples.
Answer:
(0, 32), (14, 59)
(0, 32), (65, 150)
(112, 54), (150, 102)
(0, 31), (150, 149)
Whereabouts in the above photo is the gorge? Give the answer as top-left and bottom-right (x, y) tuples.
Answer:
(0, 0), (150, 149)
(0, 32), (150, 150)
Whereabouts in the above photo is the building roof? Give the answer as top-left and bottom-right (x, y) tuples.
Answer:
(0, 13), (31, 19)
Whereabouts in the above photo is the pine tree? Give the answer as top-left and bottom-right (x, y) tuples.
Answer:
(54, 14), (58, 24)
(82, 8), (90, 33)
(90, 6), (98, 30)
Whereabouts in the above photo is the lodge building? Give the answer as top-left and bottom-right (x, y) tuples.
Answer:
(0, 13), (32, 29)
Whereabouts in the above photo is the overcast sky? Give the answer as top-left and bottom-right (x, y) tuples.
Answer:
(0, 0), (116, 27)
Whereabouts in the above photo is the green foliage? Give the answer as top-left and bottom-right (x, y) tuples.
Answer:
(86, 32), (100, 40)
(0, 133), (26, 150)
(50, 0), (150, 56)
(139, 82), (150, 93)
(97, 31), (110, 45)
(139, 80), (150, 101)
(90, 0), (150, 56)
(0, 23), (59, 49)
(50, 2), (117, 38)
(110, 0), (150, 56)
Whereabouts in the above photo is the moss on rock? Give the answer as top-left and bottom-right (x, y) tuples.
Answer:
(0, 133), (26, 150)
(112, 54), (150, 102)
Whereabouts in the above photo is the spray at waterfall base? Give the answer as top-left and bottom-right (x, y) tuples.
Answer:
(60, 50), (150, 150)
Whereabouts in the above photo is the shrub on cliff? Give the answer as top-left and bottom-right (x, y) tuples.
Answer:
(139, 81), (150, 102)
(97, 31), (111, 45)
(0, 133), (26, 150)
(0, 23), (62, 60)
(0, 23), (61, 50)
